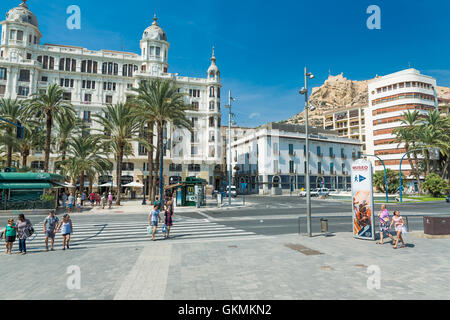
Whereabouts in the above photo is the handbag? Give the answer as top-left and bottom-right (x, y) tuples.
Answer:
(162, 224), (168, 233)
(401, 225), (407, 235)
(146, 226), (152, 235)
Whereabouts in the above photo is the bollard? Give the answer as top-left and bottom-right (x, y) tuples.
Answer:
(298, 217), (301, 235)
(405, 216), (409, 232)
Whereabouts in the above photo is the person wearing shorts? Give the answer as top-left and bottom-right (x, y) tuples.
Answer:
(57, 214), (73, 250)
(377, 204), (395, 245)
(68, 192), (74, 213)
(44, 210), (59, 251)
(148, 205), (161, 241)
(3, 218), (17, 254)
(390, 210), (406, 249)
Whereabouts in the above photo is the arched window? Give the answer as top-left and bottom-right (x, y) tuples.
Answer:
(209, 86), (215, 97)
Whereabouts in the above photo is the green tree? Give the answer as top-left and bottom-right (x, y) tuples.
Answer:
(63, 135), (112, 194)
(393, 110), (422, 193)
(55, 112), (78, 163)
(25, 84), (75, 172)
(422, 173), (449, 197)
(0, 98), (25, 167)
(132, 79), (192, 200)
(16, 119), (45, 168)
(373, 169), (406, 194)
(94, 103), (139, 205)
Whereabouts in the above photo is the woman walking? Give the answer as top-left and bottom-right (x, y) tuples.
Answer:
(76, 194), (82, 212)
(377, 204), (395, 245)
(16, 214), (32, 255)
(57, 214), (73, 250)
(164, 199), (174, 239)
(2, 218), (17, 254)
(108, 192), (113, 209)
(390, 210), (406, 249)
(148, 205), (161, 241)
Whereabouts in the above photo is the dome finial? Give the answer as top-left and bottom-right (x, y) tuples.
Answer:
(211, 46), (216, 63)
(152, 13), (158, 25)
(20, 0), (28, 8)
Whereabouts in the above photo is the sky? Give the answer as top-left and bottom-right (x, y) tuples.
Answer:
(2, 0), (450, 127)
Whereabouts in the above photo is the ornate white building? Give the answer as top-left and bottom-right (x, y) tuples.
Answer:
(0, 1), (224, 189)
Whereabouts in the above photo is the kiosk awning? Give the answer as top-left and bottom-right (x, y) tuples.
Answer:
(0, 182), (53, 190)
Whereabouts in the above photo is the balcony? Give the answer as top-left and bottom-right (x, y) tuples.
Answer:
(317, 153), (323, 158)
(330, 154), (335, 159)
(341, 154), (347, 159)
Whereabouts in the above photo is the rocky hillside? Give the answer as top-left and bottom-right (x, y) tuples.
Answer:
(285, 73), (449, 127)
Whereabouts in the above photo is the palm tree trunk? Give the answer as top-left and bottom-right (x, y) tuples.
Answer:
(6, 128), (12, 167)
(22, 150), (29, 168)
(44, 112), (52, 172)
(425, 150), (431, 176)
(80, 171), (85, 195)
(61, 141), (67, 162)
(147, 121), (154, 202)
(116, 148), (124, 205)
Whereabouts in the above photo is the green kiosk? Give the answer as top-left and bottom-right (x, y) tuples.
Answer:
(0, 171), (64, 210)
(174, 176), (207, 207)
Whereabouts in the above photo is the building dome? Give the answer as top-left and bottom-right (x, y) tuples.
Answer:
(142, 14), (167, 41)
(207, 46), (220, 76)
(5, 1), (39, 28)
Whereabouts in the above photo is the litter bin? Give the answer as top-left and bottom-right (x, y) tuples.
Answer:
(320, 218), (328, 233)
(423, 216), (450, 235)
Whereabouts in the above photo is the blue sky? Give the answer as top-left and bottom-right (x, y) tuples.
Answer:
(3, 0), (450, 127)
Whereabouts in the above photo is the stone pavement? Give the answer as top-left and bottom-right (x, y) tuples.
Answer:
(1, 229), (449, 300)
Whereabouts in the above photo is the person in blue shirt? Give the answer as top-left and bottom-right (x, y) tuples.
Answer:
(148, 205), (161, 241)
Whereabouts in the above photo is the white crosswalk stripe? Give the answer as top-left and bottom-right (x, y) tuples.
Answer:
(22, 218), (266, 249)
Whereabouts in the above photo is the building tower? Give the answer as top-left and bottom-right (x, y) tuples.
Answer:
(140, 14), (169, 75)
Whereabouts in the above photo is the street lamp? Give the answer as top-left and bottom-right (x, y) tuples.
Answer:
(225, 91), (236, 207)
(299, 67), (314, 237)
(159, 137), (168, 206)
(362, 154), (389, 203)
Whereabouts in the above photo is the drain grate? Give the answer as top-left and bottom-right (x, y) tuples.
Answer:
(284, 243), (324, 256)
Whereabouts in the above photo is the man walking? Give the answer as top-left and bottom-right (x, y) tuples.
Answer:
(44, 210), (59, 251)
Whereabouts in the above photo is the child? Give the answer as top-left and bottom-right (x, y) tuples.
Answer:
(3, 218), (17, 254)
(390, 210), (406, 249)
(76, 194), (82, 212)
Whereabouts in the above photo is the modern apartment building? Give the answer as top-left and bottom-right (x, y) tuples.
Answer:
(323, 104), (367, 152)
(230, 122), (362, 195)
(0, 1), (223, 188)
(365, 69), (438, 177)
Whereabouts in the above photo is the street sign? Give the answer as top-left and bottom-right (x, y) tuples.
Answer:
(351, 159), (375, 240)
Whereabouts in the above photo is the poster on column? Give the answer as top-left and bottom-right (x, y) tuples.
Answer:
(351, 159), (375, 240)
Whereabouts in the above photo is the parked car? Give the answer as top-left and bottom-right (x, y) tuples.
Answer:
(226, 186), (237, 198)
(446, 195), (450, 203)
(316, 188), (330, 197)
(299, 189), (319, 197)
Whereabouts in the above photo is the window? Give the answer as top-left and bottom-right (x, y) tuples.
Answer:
(318, 162), (322, 174)
(330, 163), (334, 174)
(155, 47), (160, 57)
(192, 102), (199, 110)
(289, 160), (295, 174)
(209, 101), (215, 110)
(63, 92), (71, 101)
(31, 161), (45, 170)
(106, 95), (113, 103)
(209, 86), (215, 97)
(19, 70), (30, 82)
(317, 146), (321, 156)
(188, 164), (200, 171)
(83, 111), (91, 122)
(209, 117), (215, 127)
(138, 144), (147, 156)
(10, 30), (16, 40)
(289, 144), (294, 155)
(342, 163), (346, 174)
(0, 68), (6, 80)
(121, 162), (134, 171)
(191, 146), (197, 156)
(329, 147), (334, 157)
(84, 94), (92, 103)
(17, 86), (29, 96)
(17, 30), (23, 41)
(0, 85), (6, 95)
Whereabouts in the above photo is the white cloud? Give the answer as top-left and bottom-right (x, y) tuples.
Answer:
(249, 112), (260, 119)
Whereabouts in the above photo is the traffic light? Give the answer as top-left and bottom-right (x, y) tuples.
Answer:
(16, 122), (23, 139)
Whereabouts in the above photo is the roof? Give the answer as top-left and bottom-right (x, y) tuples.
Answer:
(0, 172), (64, 182)
(260, 122), (340, 137)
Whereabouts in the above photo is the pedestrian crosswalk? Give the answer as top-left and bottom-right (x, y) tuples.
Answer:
(23, 218), (266, 249)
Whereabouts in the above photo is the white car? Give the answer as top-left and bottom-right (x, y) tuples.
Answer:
(299, 189), (319, 197)
(226, 186), (237, 198)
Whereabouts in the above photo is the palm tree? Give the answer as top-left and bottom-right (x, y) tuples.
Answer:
(393, 110), (422, 193)
(132, 79), (192, 201)
(16, 119), (45, 168)
(63, 135), (112, 194)
(24, 83), (75, 172)
(94, 103), (140, 205)
(0, 98), (25, 167)
(55, 112), (78, 163)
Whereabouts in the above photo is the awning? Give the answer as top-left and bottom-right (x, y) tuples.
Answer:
(0, 182), (53, 190)
(164, 183), (183, 190)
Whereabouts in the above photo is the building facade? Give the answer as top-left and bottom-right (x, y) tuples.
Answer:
(230, 122), (362, 195)
(0, 1), (223, 188)
(365, 69), (439, 177)
(323, 104), (367, 152)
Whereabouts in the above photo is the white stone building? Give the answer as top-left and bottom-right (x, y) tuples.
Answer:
(0, 1), (224, 189)
(365, 69), (438, 179)
(230, 122), (362, 195)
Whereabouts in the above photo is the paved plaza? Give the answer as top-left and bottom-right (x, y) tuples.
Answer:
(1, 196), (449, 300)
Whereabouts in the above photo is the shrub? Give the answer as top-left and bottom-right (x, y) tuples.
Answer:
(422, 173), (448, 197)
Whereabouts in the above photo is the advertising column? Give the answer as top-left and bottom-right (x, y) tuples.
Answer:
(351, 159), (375, 240)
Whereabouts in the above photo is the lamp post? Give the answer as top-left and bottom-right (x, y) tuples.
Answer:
(362, 154), (389, 203)
(225, 91), (236, 207)
(159, 137), (168, 207)
(299, 67), (314, 237)
(142, 174), (147, 205)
